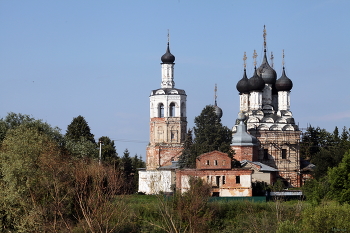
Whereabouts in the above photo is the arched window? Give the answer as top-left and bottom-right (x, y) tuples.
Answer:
(159, 103), (164, 118)
(169, 103), (175, 117)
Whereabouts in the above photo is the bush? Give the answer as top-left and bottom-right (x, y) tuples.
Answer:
(276, 220), (302, 233)
(301, 202), (350, 233)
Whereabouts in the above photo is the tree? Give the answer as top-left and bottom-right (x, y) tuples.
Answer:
(0, 125), (71, 231)
(131, 154), (146, 192)
(192, 106), (233, 155)
(333, 126), (340, 143)
(120, 149), (134, 193)
(121, 149), (133, 177)
(300, 126), (333, 160)
(341, 126), (349, 142)
(301, 126), (350, 179)
(178, 129), (193, 168)
(303, 177), (329, 205)
(131, 154), (145, 171)
(72, 160), (131, 232)
(66, 115), (95, 143)
(64, 137), (98, 159)
(65, 115), (97, 158)
(98, 136), (119, 165)
(150, 177), (212, 233)
(327, 149), (350, 204)
(0, 112), (63, 146)
(180, 106), (233, 168)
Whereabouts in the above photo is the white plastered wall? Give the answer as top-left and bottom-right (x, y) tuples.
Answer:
(150, 94), (187, 118)
(138, 170), (175, 194)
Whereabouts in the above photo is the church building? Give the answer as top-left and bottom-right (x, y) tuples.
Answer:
(139, 28), (303, 196)
(232, 26), (301, 187)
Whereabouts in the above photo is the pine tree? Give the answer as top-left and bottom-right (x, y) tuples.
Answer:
(120, 149), (134, 193)
(121, 149), (133, 177)
(341, 127), (349, 140)
(65, 115), (97, 158)
(178, 129), (193, 168)
(300, 126), (332, 160)
(333, 126), (340, 143)
(131, 154), (146, 192)
(98, 136), (119, 165)
(341, 126), (350, 148)
(66, 115), (95, 143)
(192, 105), (233, 156)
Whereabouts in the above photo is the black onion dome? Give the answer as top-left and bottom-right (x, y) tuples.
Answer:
(236, 69), (251, 93)
(213, 104), (223, 119)
(249, 67), (265, 91)
(161, 42), (175, 64)
(257, 50), (277, 84)
(275, 67), (293, 91)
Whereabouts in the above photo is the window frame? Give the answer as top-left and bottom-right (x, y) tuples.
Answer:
(159, 103), (164, 118)
(169, 102), (175, 117)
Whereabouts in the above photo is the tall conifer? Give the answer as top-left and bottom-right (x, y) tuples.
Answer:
(179, 105), (233, 168)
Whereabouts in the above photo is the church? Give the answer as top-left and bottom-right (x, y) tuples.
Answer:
(139, 28), (306, 196)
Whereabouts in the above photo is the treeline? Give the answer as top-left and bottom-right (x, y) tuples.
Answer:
(301, 126), (350, 204)
(1, 111), (350, 232)
(0, 112), (144, 232)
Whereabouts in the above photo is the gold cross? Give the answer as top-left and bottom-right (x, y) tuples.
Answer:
(243, 52), (247, 69)
(167, 29), (170, 43)
(214, 84), (218, 105)
(263, 25), (267, 49)
(270, 51), (274, 68)
(253, 50), (258, 67)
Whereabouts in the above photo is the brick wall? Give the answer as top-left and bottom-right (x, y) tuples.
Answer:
(231, 145), (258, 161)
(196, 151), (232, 170)
(176, 169), (253, 197)
(146, 144), (183, 170)
(249, 130), (301, 187)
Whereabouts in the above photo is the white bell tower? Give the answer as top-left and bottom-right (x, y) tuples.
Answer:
(146, 35), (187, 170)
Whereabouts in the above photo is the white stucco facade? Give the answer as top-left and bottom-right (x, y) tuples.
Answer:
(138, 170), (175, 194)
(150, 93), (187, 118)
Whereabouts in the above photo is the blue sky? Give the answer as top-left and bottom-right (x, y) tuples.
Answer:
(1, 0), (349, 159)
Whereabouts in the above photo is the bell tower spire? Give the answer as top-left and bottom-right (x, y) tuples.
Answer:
(160, 30), (175, 88)
(147, 33), (187, 170)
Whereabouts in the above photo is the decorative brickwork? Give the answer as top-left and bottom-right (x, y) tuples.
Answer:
(249, 130), (301, 187)
(149, 117), (187, 145)
(231, 145), (259, 162)
(146, 144), (183, 170)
